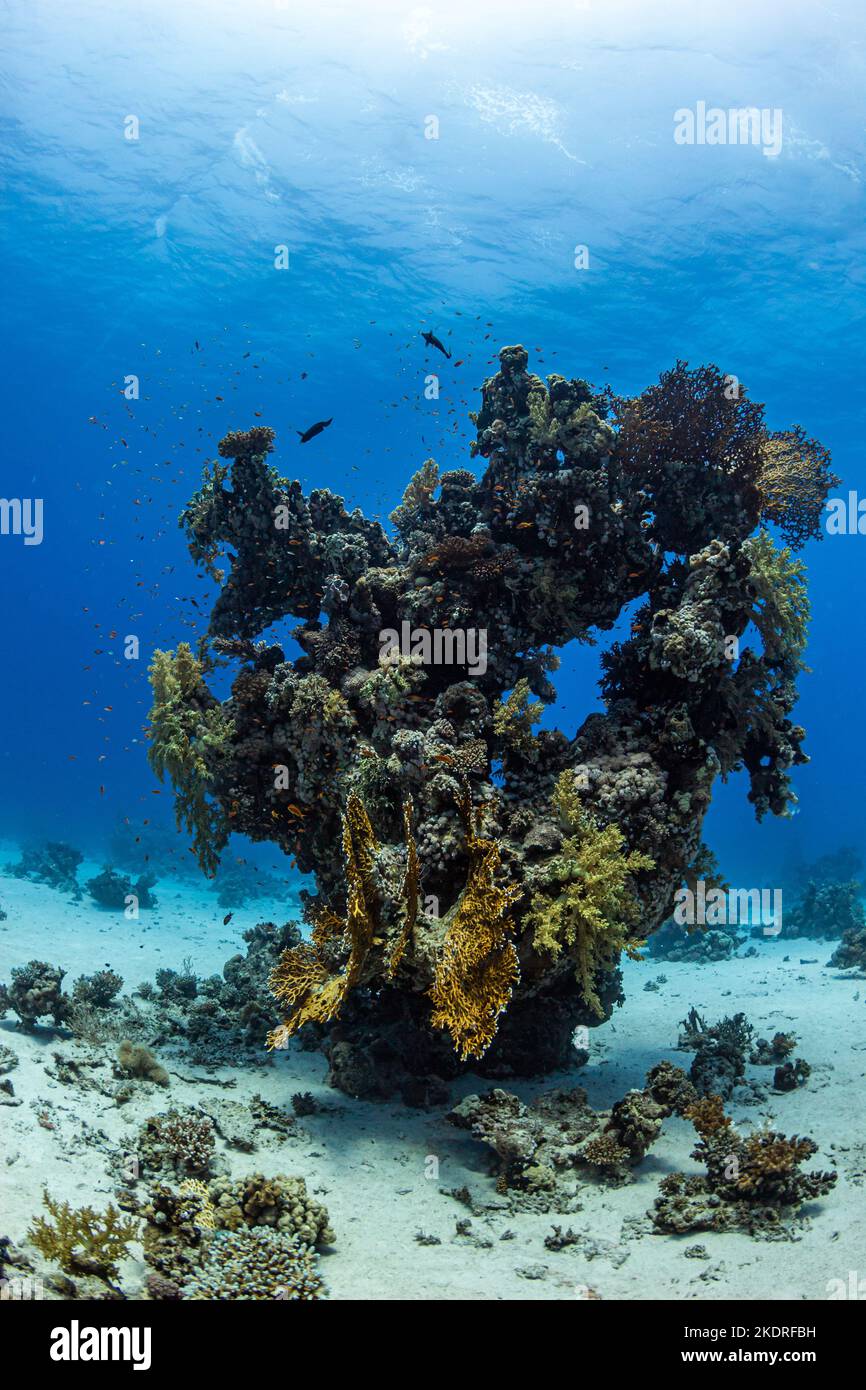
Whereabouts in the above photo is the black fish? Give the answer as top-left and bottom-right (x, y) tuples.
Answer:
(298, 418), (333, 443)
(421, 330), (451, 358)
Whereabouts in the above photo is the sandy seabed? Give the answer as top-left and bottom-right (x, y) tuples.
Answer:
(1, 847), (863, 1303)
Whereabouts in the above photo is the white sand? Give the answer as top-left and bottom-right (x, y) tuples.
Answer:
(1, 857), (863, 1302)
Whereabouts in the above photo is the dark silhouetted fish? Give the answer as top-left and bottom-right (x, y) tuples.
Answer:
(298, 418), (333, 443)
(421, 330), (451, 358)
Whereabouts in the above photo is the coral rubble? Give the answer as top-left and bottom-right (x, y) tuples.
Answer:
(149, 347), (835, 1095)
(448, 1062), (696, 1206)
(652, 1095), (836, 1237)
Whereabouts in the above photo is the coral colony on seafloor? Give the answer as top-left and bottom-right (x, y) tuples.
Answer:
(145, 345), (838, 1103)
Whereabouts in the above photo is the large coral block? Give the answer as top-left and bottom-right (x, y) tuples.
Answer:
(150, 348), (835, 1097)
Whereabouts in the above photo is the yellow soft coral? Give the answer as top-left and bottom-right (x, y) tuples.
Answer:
(147, 644), (234, 876)
(428, 789), (521, 1061)
(267, 795), (379, 1047)
(743, 528), (810, 669)
(493, 678), (544, 756)
(528, 772), (653, 1017)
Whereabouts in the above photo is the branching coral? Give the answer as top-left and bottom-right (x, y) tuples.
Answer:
(744, 529), (810, 668)
(527, 772), (653, 1017)
(652, 1094), (836, 1236)
(138, 1108), (216, 1177)
(493, 678), (544, 758)
(29, 1192), (138, 1280)
(182, 1227), (325, 1301)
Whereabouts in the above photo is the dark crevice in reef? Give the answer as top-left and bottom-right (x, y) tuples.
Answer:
(146, 344), (836, 1100)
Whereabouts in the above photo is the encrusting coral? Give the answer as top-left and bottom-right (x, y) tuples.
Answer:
(149, 346), (836, 1098)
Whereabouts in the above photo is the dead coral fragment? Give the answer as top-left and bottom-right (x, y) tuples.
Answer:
(29, 1191), (139, 1280)
(528, 772), (653, 1016)
(147, 643), (234, 876)
(267, 794), (379, 1048)
(429, 788), (521, 1060)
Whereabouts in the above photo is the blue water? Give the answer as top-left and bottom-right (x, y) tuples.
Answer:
(1, 0), (864, 890)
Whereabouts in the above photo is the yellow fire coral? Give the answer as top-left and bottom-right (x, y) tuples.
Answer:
(387, 799), (420, 980)
(267, 795), (380, 1048)
(428, 789), (521, 1061)
(147, 643), (234, 876)
(527, 772), (653, 1017)
(757, 427), (838, 549)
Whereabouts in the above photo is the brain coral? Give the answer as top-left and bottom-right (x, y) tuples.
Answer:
(149, 346), (835, 1101)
